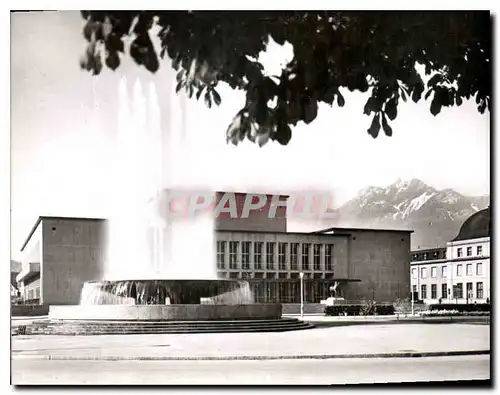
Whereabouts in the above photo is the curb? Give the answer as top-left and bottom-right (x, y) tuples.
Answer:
(12, 349), (490, 361)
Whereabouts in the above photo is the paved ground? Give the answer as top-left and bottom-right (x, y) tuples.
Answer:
(12, 323), (489, 360)
(12, 355), (490, 385)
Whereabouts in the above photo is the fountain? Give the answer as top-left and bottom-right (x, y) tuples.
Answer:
(27, 71), (312, 335)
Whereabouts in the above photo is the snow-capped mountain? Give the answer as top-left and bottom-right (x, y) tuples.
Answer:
(321, 179), (490, 249)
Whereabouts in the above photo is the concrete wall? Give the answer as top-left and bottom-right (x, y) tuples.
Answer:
(49, 303), (282, 321)
(345, 230), (411, 302)
(42, 218), (106, 305)
(215, 192), (287, 233)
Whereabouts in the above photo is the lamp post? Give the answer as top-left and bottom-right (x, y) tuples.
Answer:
(299, 272), (304, 318)
(411, 284), (414, 316)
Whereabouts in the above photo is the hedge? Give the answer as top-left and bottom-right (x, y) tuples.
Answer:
(429, 303), (491, 312)
(324, 304), (395, 316)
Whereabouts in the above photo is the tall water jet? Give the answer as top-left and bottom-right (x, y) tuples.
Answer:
(104, 74), (217, 281)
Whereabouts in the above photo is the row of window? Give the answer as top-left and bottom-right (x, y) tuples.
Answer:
(414, 282), (484, 300)
(413, 250), (446, 261)
(216, 241), (335, 271)
(412, 262), (484, 279)
(457, 245), (483, 258)
(218, 271), (334, 280)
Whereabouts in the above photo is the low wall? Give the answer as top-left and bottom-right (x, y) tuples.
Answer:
(282, 303), (325, 315)
(11, 304), (49, 317)
(49, 304), (282, 321)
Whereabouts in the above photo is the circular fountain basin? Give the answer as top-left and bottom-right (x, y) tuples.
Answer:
(48, 279), (282, 322)
(48, 303), (282, 321)
(79, 279), (254, 305)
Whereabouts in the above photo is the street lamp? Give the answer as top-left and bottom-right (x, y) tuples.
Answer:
(299, 272), (304, 318)
(411, 285), (414, 316)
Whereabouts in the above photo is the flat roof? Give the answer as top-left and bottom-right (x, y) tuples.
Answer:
(312, 226), (414, 234)
(20, 216), (105, 252)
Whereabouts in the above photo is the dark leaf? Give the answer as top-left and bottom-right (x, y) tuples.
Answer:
(176, 69), (185, 82)
(92, 54), (102, 75)
(257, 130), (270, 147)
(105, 51), (120, 70)
(400, 89), (407, 102)
(175, 80), (184, 93)
(381, 113), (393, 136)
(367, 113), (381, 138)
(211, 89), (222, 106)
(363, 97), (375, 115)
(424, 89), (433, 100)
(430, 96), (442, 116)
(337, 91), (345, 107)
(303, 98), (318, 124)
(196, 86), (205, 100)
(427, 73), (443, 88)
(275, 122), (292, 145)
(411, 82), (424, 103)
(456, 95), (463, 106)
(188, 84), (194, 98)
(385, 97), (397, 121)
(204, 91), (212, 108)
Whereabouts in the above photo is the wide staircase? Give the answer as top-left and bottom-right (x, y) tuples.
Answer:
(16, 317), (314, 336)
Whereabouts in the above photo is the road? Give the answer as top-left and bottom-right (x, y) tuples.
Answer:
(11, 355), (490, 385)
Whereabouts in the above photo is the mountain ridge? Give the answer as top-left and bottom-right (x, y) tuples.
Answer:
(321, 178), (490, 249)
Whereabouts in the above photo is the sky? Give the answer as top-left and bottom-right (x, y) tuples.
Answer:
(10, 11), (490, 259)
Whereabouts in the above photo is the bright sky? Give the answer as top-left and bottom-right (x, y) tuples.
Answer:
(10, 11), (490, 259)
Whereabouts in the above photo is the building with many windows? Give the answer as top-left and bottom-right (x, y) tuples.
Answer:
(410, 207), (491, 304)
(16, 192), (413, 305)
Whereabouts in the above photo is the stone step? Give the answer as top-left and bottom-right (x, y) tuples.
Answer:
(22, 319), (314, 335)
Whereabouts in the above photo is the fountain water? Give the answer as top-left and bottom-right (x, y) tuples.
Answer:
(26, 71), (313, 334)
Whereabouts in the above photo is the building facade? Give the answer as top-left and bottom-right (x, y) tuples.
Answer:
(410, 208), (491, 304)
(16, 192), (412, 305)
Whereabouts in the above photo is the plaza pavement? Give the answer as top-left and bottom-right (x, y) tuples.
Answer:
(11, 321), (490, 361)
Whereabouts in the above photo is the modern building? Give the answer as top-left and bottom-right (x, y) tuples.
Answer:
(410, 207), (491, 304)
(16, 192), (413, 305)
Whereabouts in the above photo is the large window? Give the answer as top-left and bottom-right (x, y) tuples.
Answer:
(476, 262), (483, 275)
(411, 268), (417, 279)
(229, 241), (239, 269)
(466, 247), (472, 256)
(466, 264), (472, 276)
(302, 244), (311, 270)
(313, 244), (322, 270)
(454, 283), (463, 299)
(216, 241), (226, 269)
(241, 242), (251, 270)
(421, 284), (427, 299)
(290, 243), (299, 270)
(477, 245), (483, 256)
(477, 282), (484, 299)
(266, 243), (275, 270)
(431, 267), (437, 278)
(456, 264), (463, 276)
(457, 248), (463, 257)
(254, 242), (263, 270)
(441, 284), (447, 299)
(421, 267), (427, 279)
(431, 284), (437, 299)
(325, 244), (334, 271)
(278, 243), (287, 270)
(441, 266), (448, 278)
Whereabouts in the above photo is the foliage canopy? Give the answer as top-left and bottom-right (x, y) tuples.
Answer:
(80, 11), (491, 146)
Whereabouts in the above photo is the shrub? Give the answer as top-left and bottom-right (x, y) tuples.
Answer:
(422, 309), (490, 317)
(324, 303), (395, 316)
(429, 303), (491, 312)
